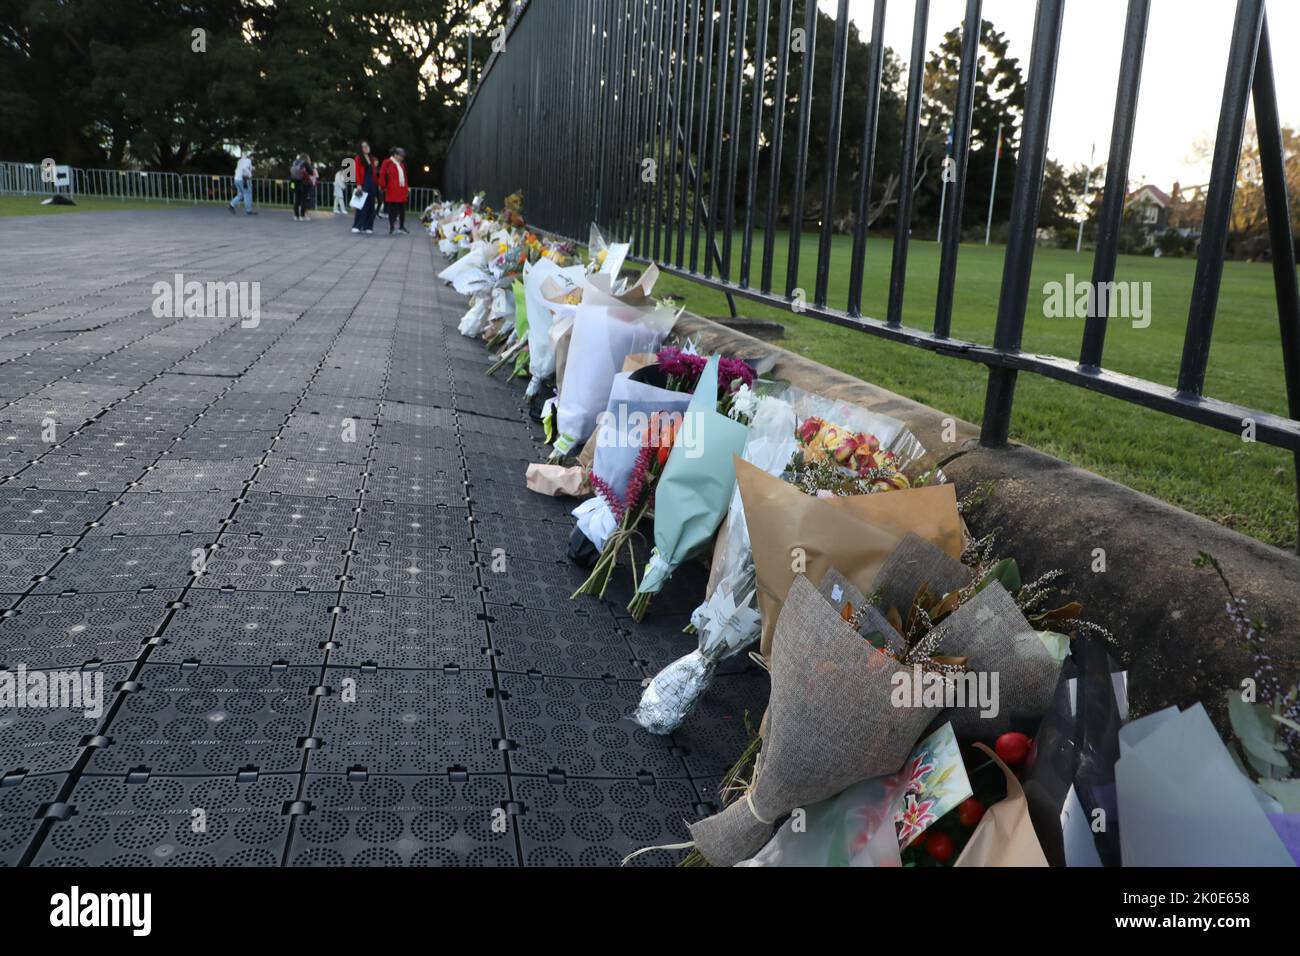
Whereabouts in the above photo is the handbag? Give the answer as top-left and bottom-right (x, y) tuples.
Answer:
(348, 189), (366, 211)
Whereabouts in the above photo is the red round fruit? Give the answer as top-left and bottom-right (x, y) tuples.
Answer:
(958, 797), (985, 827)
(925, 832), (955, 863)
(995, 732), (1031, 768)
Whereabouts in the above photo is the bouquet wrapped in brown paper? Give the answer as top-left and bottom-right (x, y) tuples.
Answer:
(737, 458), (964, 660)
(684, 575), (936, 867)
(955, 742), (1049, 866)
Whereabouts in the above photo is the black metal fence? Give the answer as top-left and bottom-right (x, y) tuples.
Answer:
(444, 0), (1300, 550)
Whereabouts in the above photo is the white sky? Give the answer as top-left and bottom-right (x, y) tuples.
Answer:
(837, 0), (1300, 190)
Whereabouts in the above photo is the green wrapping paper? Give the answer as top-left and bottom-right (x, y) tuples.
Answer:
(633, 355), (749, 604)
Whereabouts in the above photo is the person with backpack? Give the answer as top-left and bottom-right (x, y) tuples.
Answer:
(228, 150), (256, 215)
(378, 147), (410, 235)
(290, 153), (317, 221)
(350, 141), (379, 234)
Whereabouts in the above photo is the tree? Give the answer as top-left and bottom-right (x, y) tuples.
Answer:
(910, 18), (1025, 234)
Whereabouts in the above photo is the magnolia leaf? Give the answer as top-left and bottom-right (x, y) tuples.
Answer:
(1029, 601), (1083, 624)
(976, 558), (1020, 595)
(887, 606), (904, 636)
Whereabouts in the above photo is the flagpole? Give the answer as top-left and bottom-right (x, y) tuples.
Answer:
(984, 122), (1002, 246)
(937, 127), (952, 243)
(1076, 142), (1096, 254)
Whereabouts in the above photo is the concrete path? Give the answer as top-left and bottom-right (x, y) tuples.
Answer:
(0, 207), (767, 866)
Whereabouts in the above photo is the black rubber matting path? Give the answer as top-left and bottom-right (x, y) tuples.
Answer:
(0, 208), (767, 867)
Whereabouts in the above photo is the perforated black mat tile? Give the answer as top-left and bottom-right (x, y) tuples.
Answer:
(670, 671), (771, 778)
(0, 589), (179, 668)
(194, 536), (347, 593)
(342, 545), (479, 600)
(88, 491), (234, 536)
(225, 493), (358, 541)
(287, 773), (517, 867)
(153, 590), (338, 665)
(0, 773), (65, 866)
(311, 667), (505, 775)
(0, 490), (111, 535)
(356, 501), (474, 551)
(498, 673), (689, 779)
(0, 663), (132, 774)
(484, 603), (642, 679)
(85, 663), (316, 775)
(254, 460), (365, 498)
(512, 775), (698, 867)
(330, 595), (488, 669)
(32, 773), (296, 867)
(0, 534), (79, 592)
(33, 536), (210, 594)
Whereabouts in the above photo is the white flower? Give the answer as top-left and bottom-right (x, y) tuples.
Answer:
(728, 383), (758, 421)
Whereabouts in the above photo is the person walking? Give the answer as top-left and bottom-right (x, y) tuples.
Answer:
(378, 147), (410, 235)
(229, 150), (256, 215)
(332, 165), (348, 214)
(290, 153), (317, 221)
(350, 141), (378, 234)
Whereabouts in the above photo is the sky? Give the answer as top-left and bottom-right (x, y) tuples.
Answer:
(837, 0), (1300, 191)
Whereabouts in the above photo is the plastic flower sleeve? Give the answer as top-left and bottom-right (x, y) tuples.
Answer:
(457, 294), (490, 337)
(551, 299), (677, 455)
(522, 258), (585, 397)
(572, 372), (694, 550)
(630, 356), (749, 607)
(632, 393), (797, 734)
(787, 387), (932, 475)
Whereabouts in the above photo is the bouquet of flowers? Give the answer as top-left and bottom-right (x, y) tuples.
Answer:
(548, 268), (676, 459)
(625, 354), (752, 620)
(522, 257), (586, 398)
(572, 348), (755, 600)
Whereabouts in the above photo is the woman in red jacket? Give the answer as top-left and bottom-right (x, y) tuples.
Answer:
(350, 141), (379, 234)
(378, 147), (410, 235)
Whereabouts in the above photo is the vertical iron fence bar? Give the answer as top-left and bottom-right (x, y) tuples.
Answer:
(595, 1), (611, 224)
(979, 0), (1065, 447)
(885, 0), (929, 327)
(665, 0), (687, 260)
(783, 0), (817, 299)
(814, 0), (851, 308)
(847, 0), (888, 317)
(677, 0), (703, 267)
(705, 0), (734, 278)
(638, 0), (662, 256)
(1176, 0), (1264, 398)
(638, 0), (661, 255)
(1252, 14), (1300, 552)
(760, 0), (794, 294)
(932, 0), (983, 338)
(613, 0), (633, 238)
(690, 0), (719, 272)
(721, 0), (749, 280)
(621, 0), (642, 242)
(1079, 0), (1150, 369)
(653, 0), (676, 260)
(740, 0), (771, 288)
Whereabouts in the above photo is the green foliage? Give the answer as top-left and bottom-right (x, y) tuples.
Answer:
(0, 0), (507, 181)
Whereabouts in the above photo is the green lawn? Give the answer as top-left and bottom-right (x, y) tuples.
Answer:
(650, 230), (1299, 550)
(0, 195), (301, 216)
(0, 195), (205, 216)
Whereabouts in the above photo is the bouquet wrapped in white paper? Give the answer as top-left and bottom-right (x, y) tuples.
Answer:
(522, 257), (586, 398)
(550, 266), (677, 457)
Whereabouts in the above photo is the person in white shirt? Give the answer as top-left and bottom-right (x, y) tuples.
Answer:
(332, 166), (348, 214)
(229, 151), (256, 215)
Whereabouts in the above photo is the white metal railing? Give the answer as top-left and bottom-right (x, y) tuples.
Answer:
(0, 160), (438, 211)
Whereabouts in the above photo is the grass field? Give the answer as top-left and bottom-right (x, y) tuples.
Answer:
(650, 230), (1299, 550)
(0, 195), (202, 216)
